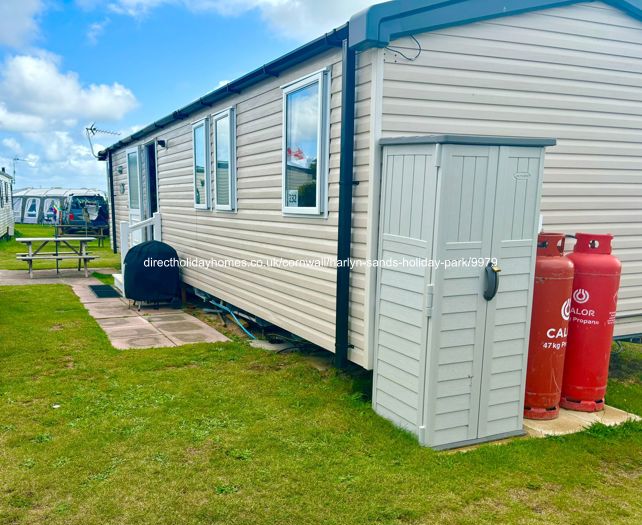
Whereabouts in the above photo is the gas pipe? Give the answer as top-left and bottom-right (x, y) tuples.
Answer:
(560, 233), (622, 412)
(524, 233), (575, 420)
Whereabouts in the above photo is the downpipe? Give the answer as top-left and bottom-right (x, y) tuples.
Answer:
(334, 38), (357, 369)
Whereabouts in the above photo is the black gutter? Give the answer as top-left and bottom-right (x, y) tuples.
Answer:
(334, 39), (357, 369)
(98, 25), (348, 160)
(107, 151), (117, 254)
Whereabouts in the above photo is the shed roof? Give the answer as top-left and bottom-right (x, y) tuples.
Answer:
(99, 0), (642, 158)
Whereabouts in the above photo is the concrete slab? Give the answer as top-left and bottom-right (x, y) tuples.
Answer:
(110, 333), (175, 350)
(96, 316), (150, 329)
(149, 313), (228, 345)
(85, 301), (138, 319)
(524, 406), (640, 437)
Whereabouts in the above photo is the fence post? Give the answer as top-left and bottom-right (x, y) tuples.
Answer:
(152, 212), (162, 242)
(119, 221), (130, 270)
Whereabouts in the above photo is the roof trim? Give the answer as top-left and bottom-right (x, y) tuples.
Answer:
(98, 25), (347, 159)
(379, 134), (557, 146)
(349, 0), (642, 50)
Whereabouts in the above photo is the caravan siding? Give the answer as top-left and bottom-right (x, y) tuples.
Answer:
(379, 1), (642, 336)
(110, 48), (375, 367)
(0, 174), (13, 238)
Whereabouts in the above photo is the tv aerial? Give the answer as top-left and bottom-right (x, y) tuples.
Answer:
(85, 123), (120, 159)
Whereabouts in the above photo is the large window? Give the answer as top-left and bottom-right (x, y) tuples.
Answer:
(212, 108), (236, 211)
(127, 149), (140, 210)
(282, 70), (329, 215)
(193, 118), (210, 209)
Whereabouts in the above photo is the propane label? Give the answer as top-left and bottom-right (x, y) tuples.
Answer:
(541, 299), (571, 350)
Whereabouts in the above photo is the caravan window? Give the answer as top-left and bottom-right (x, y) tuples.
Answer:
(212, 108), (235, 211)
(127, 150), (140, 210)
(281, 70), (329, 215)
(26, 198), (38, 218)
(193, 118), (210, 209)
(0, 184), (3, 208)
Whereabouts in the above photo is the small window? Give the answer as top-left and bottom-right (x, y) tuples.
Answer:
(0, 184), (3, 208)
(282, 70), (329, 215)
(193, 118), (210, 209)
(212, 108), (236, 211)
(127, 149), (140, 210)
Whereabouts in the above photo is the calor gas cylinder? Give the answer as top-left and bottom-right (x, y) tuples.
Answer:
(561, 233), (622, 412)
(524, 233), (575, 420)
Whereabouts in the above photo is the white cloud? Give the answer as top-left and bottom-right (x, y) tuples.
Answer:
(1, 131), (106, 189)
(0, 0), (44, 47)
(2, 137), (24, 155)
(0, 51), (137, 190)
(95, 0), (376, 40)
(0, 53), (138, 133)
(87, 18), (111, 44)
(216, 79), (230, 88)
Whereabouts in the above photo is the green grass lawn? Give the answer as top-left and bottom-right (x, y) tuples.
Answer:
(1, 285), (641, 524)
(0, 224), (120, 271)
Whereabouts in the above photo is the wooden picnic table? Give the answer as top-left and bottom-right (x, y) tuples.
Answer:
(15, 237), (98, 278)
(54, 225), (109, 247)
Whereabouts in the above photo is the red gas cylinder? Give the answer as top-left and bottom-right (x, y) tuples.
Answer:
(561, 233), (622, 412)
(524, 233), (575, 420)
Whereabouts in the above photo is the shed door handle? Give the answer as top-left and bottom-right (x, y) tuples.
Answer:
(483, 262), (501, 301)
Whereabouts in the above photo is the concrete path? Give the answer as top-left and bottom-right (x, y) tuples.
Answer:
(0, 269), (228, 349)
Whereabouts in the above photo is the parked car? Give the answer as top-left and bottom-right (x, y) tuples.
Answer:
(62, 193), (109, 232)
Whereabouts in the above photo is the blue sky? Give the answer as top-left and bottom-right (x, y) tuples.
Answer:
(0, 0), (374, 190)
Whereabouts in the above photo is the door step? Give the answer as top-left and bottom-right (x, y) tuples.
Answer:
(113, 273), (124, 296)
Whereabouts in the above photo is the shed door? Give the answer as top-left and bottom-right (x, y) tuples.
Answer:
(373, 145), (438, 433)
(426, 145), (499, 447)
(476, 147), (542, 438)
(426, 145), (542, 447)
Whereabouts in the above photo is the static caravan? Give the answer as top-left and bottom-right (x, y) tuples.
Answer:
(12, 188), (106, 224)
(100, 0), (642, 448)
(0, 167), (14, 239)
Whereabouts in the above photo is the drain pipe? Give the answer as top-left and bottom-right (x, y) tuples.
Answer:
(334, 38), (357, 369)
(107, 152), (118, 254)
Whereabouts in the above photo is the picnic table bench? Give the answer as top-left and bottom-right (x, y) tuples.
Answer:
(16, 237), (98, 278)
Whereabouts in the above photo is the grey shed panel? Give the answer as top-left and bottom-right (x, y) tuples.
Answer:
(373, 138), (547, 449)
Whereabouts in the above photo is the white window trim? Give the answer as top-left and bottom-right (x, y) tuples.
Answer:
(212, 107), (236, 212)
(125, 147), (142, 212)
(192, 118), (211, 210)
(281, 69), (330, 216)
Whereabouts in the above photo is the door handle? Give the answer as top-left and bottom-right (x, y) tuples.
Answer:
(483, 262), (501, 301)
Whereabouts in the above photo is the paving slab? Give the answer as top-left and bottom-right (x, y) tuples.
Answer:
(110, 333), (175, 350)
(523, 406), (640, 438)
(85, 301), (140, 319)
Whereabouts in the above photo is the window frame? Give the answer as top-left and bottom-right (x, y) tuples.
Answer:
(192, 117), (211, 210)
(211, 107), (236, 212)
(281, 69), (330, 216)
(126, 147), (141, 211)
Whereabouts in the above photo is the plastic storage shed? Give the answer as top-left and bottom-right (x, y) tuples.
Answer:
(372, 135), (555, 449)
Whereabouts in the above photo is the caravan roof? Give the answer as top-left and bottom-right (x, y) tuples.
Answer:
(13, 188), (105, 199)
